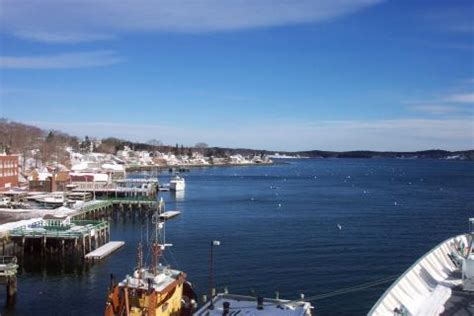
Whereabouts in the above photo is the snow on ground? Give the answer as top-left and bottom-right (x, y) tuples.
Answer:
(0, 206), (78, 226)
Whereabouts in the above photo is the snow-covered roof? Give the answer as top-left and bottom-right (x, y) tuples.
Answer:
(102, 163), (125, 171)
(34, 172), (52, 181)
(70, 172), (109, 182)
(71, 161), (89, 171)
(94, 173), (109, 182)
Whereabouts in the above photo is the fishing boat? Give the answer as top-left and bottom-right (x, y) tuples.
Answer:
(369, 218), (474, 316)
(170, 176), (185, 191)
(105, 198), (197, 316)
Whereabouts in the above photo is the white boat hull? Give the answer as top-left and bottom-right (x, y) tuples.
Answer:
(170, 179), (185, 191)
(369, 233), (471, 316)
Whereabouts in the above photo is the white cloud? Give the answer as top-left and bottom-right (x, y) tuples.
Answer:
(0, 50), (124, 69)
(404, 87), (474, 115)
(0, 0), (382, 42)
(444, 93), (474, 103)
(14, 31), (116, 44)
(28, 117), (474, 151)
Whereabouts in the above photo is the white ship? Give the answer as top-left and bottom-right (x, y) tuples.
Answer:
(369, 218), (474, 316)
(170, 175), (185, 191)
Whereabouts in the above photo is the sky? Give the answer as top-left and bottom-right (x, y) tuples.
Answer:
(0, 0), (473, 152)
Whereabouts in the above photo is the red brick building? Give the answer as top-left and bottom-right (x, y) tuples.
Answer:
(0, 155), (19, 191)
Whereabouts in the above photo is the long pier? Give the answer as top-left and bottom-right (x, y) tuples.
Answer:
(72, 198), (157, 221)
(0, 194), (159, 259)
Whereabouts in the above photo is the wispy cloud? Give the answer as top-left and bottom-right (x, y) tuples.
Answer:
(0, 50), (124, 69)
(0, 0), (382, 43)
(409, 104), (464, 115)
(14, 31), (116, 44)
(405, 86), (474, 116)
(27, 117), (474, 151)
(444, 93), (474, 103)
(424, 5), (474, 34)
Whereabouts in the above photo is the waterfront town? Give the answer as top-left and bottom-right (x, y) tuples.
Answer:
(0, 137), (273, 221)
(0, 131), (273, 303)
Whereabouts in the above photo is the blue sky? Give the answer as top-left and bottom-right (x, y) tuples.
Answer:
(0, 0), (473, 151)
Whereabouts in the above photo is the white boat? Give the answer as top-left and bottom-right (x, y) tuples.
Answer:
(369, 218), (474, 316)
(170, 175), (185, 191)
(34, 193), (66, 206)
(194, 293), (313, 316)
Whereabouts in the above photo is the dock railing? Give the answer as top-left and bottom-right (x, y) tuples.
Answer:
(9, 220), (108, 239)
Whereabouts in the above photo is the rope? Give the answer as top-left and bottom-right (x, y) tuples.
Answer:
(301, 275), (398, 302)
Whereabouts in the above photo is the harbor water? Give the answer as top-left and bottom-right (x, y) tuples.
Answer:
(4, 158), (474, 315)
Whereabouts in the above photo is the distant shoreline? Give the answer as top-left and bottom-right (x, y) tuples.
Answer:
(126, 161), (275, 172)
(125, 155), (474, 172)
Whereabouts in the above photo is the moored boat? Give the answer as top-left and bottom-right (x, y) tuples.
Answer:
(105, 198), (196, 316)
(170, 176), (185, 191)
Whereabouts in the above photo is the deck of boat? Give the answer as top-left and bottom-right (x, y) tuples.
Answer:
(193, 293), (312, 316)
(442, 285), (474, 316)
(369, 234), (472, 316)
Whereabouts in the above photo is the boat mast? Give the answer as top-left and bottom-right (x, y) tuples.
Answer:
(136, 242), (143, 270)
(151, 198), (165, 274)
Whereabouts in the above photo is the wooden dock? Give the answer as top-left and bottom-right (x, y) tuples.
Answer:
(85, 241), (125, 261)
(160, 210), (181, 220)
(71, 198), (157, 221)
(9, 219), (111, 256)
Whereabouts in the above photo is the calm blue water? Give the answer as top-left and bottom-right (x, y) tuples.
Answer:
(4, 159), (474, 315)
